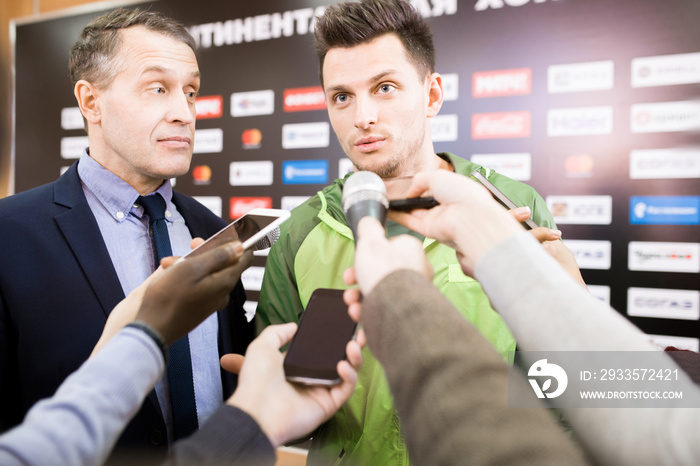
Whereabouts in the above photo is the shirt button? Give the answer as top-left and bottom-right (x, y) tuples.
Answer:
(116, 212), (125, 219)
(149, 430), (165, 445)
(165, 211), (171, 218)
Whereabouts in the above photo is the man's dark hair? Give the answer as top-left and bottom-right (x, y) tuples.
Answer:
(313, 0), (435, 87)
(69, 7), (196, 89)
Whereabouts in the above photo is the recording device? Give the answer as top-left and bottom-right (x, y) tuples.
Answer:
(284, 288), (358, 386)
(388, 196), (439, 211)
(181, 208), (290, 260)
(342, 171), (388, 240)
(385, 171), (539, 230)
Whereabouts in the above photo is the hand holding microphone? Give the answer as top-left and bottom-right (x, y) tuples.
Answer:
(342, 171), (433, 295)
(342, 171), (389, 242)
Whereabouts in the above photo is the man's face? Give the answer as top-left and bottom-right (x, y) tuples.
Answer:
(322, 33), (437, 178)
(92, 26), (200, 191)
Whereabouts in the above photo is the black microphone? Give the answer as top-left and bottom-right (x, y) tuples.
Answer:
(342, 171), (388, 241)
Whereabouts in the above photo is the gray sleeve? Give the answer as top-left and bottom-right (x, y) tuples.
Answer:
(474, 231), (700, 465)
(474, 231), (655, 352)
(0, 327), (164, 466)
(362, 269), (588, 466)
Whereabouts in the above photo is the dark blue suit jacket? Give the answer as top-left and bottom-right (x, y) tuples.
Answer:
(0, 163), (254, 455)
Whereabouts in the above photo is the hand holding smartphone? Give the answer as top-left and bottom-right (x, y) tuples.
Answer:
(284, 288), (358, 386)
(181, 208), (290, 261)
(386, 171), (538, 230)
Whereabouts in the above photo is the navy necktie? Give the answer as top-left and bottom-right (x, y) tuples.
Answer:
(138, 194), (199, 440)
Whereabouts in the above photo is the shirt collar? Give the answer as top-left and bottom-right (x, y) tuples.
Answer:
(77, 150), (174, 223)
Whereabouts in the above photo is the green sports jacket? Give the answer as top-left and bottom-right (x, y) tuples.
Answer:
(256, 153), (556, 465)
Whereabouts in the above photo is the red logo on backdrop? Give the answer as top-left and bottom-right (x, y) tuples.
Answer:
(242, 128), (262, 149)
(195, 95), (223, 119)
(230, 197), (273, 219)
(283, 86), (326, 112)
(472, 68), (532, 98)
(565, 155), (594, 177)
(472, 111), (531, 139)
(192, 165), (212, 185)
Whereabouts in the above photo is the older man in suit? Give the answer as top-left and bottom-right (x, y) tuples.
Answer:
(0, 8), (253, 459)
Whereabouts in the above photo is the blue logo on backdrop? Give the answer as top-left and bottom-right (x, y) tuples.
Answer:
(282, 160), (329, 185)
(630, 196), (700, 225)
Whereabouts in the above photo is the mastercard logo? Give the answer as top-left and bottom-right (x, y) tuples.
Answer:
(192, 165), (212, 185)
(565, 154), (594, 176)
(242, 128), (262, 148)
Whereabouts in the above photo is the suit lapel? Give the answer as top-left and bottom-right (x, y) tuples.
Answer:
(53, 164), (125, 318)
(55, 164), (165, 420)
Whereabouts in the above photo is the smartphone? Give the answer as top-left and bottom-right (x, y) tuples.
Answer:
(182, 208), (290, 260)
(284, 288), (358, 386)
(470, 170), (538, 230)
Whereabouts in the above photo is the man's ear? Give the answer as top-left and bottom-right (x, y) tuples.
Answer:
(426, 72), (444, 118)
(74, 79), (101, 125)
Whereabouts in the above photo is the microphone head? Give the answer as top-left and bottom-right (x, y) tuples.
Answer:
(254, 227), (281, 251)
(342, 171), (388, 212)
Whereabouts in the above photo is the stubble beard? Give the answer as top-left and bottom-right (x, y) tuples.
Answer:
(354, 154), (405, 178)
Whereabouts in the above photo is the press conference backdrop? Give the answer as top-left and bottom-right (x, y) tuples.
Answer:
(13, 0), (700, 346)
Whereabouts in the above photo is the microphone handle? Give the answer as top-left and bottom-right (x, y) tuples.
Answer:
(346, 199), (387, 242)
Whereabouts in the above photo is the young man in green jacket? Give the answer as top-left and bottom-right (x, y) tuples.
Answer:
(256, 1), (569, 464)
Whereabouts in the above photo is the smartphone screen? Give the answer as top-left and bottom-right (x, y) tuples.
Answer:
(284, 288), (357, 386)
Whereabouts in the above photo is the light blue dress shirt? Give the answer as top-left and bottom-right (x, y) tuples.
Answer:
(77, 152), (223, 443)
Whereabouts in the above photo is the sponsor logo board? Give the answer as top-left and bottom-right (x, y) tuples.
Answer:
(282, 160), (329, 184)
(563, 239), (612, 270)
(281, 196), (311, 212)
(431, 114), (458, 142)
(231, 90), (274, 117)
(473, 68), (531, 98)
(548, 60), (614, 94)
(565, 154), (594, 178)
(546, 195), (612, 225)
(229, 197), (273, 219)
(631, 101), (700, 133)
(195, 95), (223, 119)
(628, 241), (700, 273)
(548, 106), (613, 137)
(193, 128), (223, 154)
(632, 52), (700, 88)
(230, 161), (274, 186)
(472, 111), (530, 139)
(284, 86), (326, 112)
(243, 301), (257, 323)
(241, 266), (265, 292)
(627, 287), (700, 321)
(630, 148), (700, 179)
(441, 73), (459, 101)
(470, 153), (531, 181)
(60, 136), (89, 159)
(192, 196), (222, 217)
(61, 107), (83, 130)
(192, 165), (212, 185)
(630, 196), (700, 225)
(242, 128), (262, 149)
(338, 158), (354, 178)
(282, 122), (330, 149)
